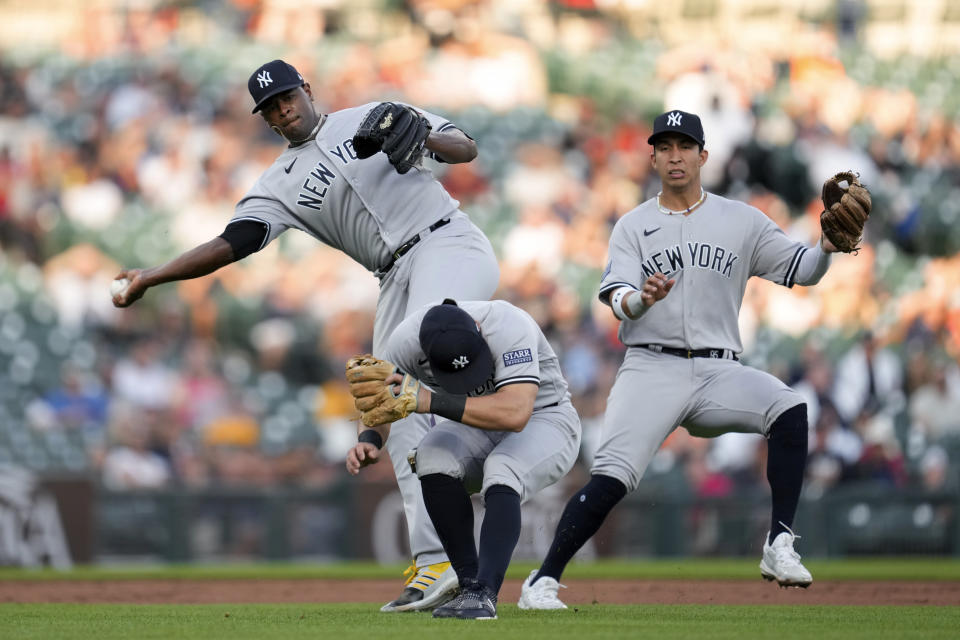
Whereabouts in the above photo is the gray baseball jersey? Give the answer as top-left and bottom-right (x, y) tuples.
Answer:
(385, 300), (581, 502)
(233, 103), (501, 568)
(385, 300), (571, 410)
(233, 102), (466, 273)
(592, 192), (811, 492)
(599, 192), (813, 353)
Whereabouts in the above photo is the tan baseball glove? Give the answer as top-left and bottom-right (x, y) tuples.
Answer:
(345, 354), (420, 427)
(820, 171), (872, 253)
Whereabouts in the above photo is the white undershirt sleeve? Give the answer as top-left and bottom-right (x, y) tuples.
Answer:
(791, 240), (832, 286)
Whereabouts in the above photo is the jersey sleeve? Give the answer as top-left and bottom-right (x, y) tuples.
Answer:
(411, 105), (470, 138)
(598, 217), (642, 303)
(488, 308), (541, 390)
(231, 191), (292, 250)
(750, 211), (809, 288)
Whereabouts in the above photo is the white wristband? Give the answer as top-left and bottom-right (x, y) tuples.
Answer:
(625, 290), (649, 317)
(609, 287), (633, 321)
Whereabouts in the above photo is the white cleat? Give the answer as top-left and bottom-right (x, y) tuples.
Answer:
(517, 570), (568, 610)
(760, 525), (813, 588)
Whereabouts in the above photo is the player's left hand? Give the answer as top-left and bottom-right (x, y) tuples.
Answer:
(639, 272), (675, 306)
(346, 442), (381, 475)
(820, 235), (839, 253)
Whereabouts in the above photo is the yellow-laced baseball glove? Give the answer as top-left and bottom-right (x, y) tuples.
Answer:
(344, 354), (420, 427)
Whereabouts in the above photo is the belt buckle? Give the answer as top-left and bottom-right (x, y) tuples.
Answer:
(686, 349), (693, 358)
(406, 448), (418, 474)
(393, 235), (418, 261)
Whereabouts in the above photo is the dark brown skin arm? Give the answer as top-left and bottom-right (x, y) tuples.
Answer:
(112, 237), (236, 307)
(425, 128), (477, 164)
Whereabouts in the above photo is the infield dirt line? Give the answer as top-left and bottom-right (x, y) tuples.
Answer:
(1, 579), (957, 606)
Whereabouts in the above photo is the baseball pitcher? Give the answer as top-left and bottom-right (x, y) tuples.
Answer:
(111, 60), (500, 612)
(344, 299), (582, 619)
(519, 110), (871, 610)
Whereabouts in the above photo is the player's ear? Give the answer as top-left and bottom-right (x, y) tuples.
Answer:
(698, 148), (708, 166)
(303, 83), (314, 101)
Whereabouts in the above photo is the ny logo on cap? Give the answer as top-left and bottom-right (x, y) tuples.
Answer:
(257, 71), (273, 88)
(452, 356), (470, 369)
(667, 112), (683, 127)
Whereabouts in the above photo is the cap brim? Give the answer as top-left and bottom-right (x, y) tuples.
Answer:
(431, 341), (495, 395)
(251, 81), (304, 113)
(648, 131), (704, 146)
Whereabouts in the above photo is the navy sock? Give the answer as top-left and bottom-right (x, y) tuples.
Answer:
(476, 485), (521, 594)
(766, 403), (808, 541)
(537, 474), (627, 583)
(420, 473), (477, 586)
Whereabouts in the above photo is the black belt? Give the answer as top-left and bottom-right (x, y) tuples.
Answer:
(634, 344), (738, 361)
(380, 218), (451, 274)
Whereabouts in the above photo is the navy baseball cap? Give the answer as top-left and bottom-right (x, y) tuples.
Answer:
(248, 60), (305, 113)
(419, 300), (494, 395)
(647, 110), (705, 147)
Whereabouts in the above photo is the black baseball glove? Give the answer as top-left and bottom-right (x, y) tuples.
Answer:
(352, 102), (432, 174)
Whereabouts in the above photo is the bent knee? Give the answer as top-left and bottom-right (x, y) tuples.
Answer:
(414, 443), (465, 480)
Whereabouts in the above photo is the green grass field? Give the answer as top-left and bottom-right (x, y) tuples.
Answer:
(1, 603), (958, 640)
(1, 559), (958, 640)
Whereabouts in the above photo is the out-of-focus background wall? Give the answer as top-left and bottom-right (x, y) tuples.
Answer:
(0, 0), (958, 567)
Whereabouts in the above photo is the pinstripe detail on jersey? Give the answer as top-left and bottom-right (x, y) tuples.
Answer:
(599, 281), (636, 302)
(784, 246), (806, 288)
(494, 375), (541, 390)
(229, 216), (272, 252)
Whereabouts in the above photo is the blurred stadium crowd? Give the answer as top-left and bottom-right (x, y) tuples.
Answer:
(0, 0), (959, 511)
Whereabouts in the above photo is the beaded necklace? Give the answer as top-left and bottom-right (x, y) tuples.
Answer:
(657, 187), (706, 215)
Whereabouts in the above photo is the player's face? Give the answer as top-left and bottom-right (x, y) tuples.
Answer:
(259, 84), (319, 142)
(650, 135), (707, 192)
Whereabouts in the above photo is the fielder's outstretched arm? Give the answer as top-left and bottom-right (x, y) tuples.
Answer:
(112, 236), (236, 308)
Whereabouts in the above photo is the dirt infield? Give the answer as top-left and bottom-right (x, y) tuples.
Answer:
(1, 579), (957, 606)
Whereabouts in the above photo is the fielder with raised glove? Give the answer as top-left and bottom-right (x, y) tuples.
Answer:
(353, 102), (432, 174)
(820, 171), (872, 253)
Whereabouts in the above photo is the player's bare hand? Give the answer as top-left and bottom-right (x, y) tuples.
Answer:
(346, 442), (381, 475)
(111, 269), (148, 308)
(639, 272), (675, 306)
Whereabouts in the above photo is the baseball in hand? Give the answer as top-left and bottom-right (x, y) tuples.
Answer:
(110, 278), (130, 297)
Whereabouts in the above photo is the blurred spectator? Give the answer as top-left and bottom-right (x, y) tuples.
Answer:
(42, 244), (120, 329)
(171, 339), (230, 431)
(39, 363), (110, 432)
(831, 331), (905, 424)
(851, 412), (906, 487)
(909, 359), (960, 443)
(112, 338), (176, 411)
(101, 403), (172, 490)
(918, 445), (953, 492)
